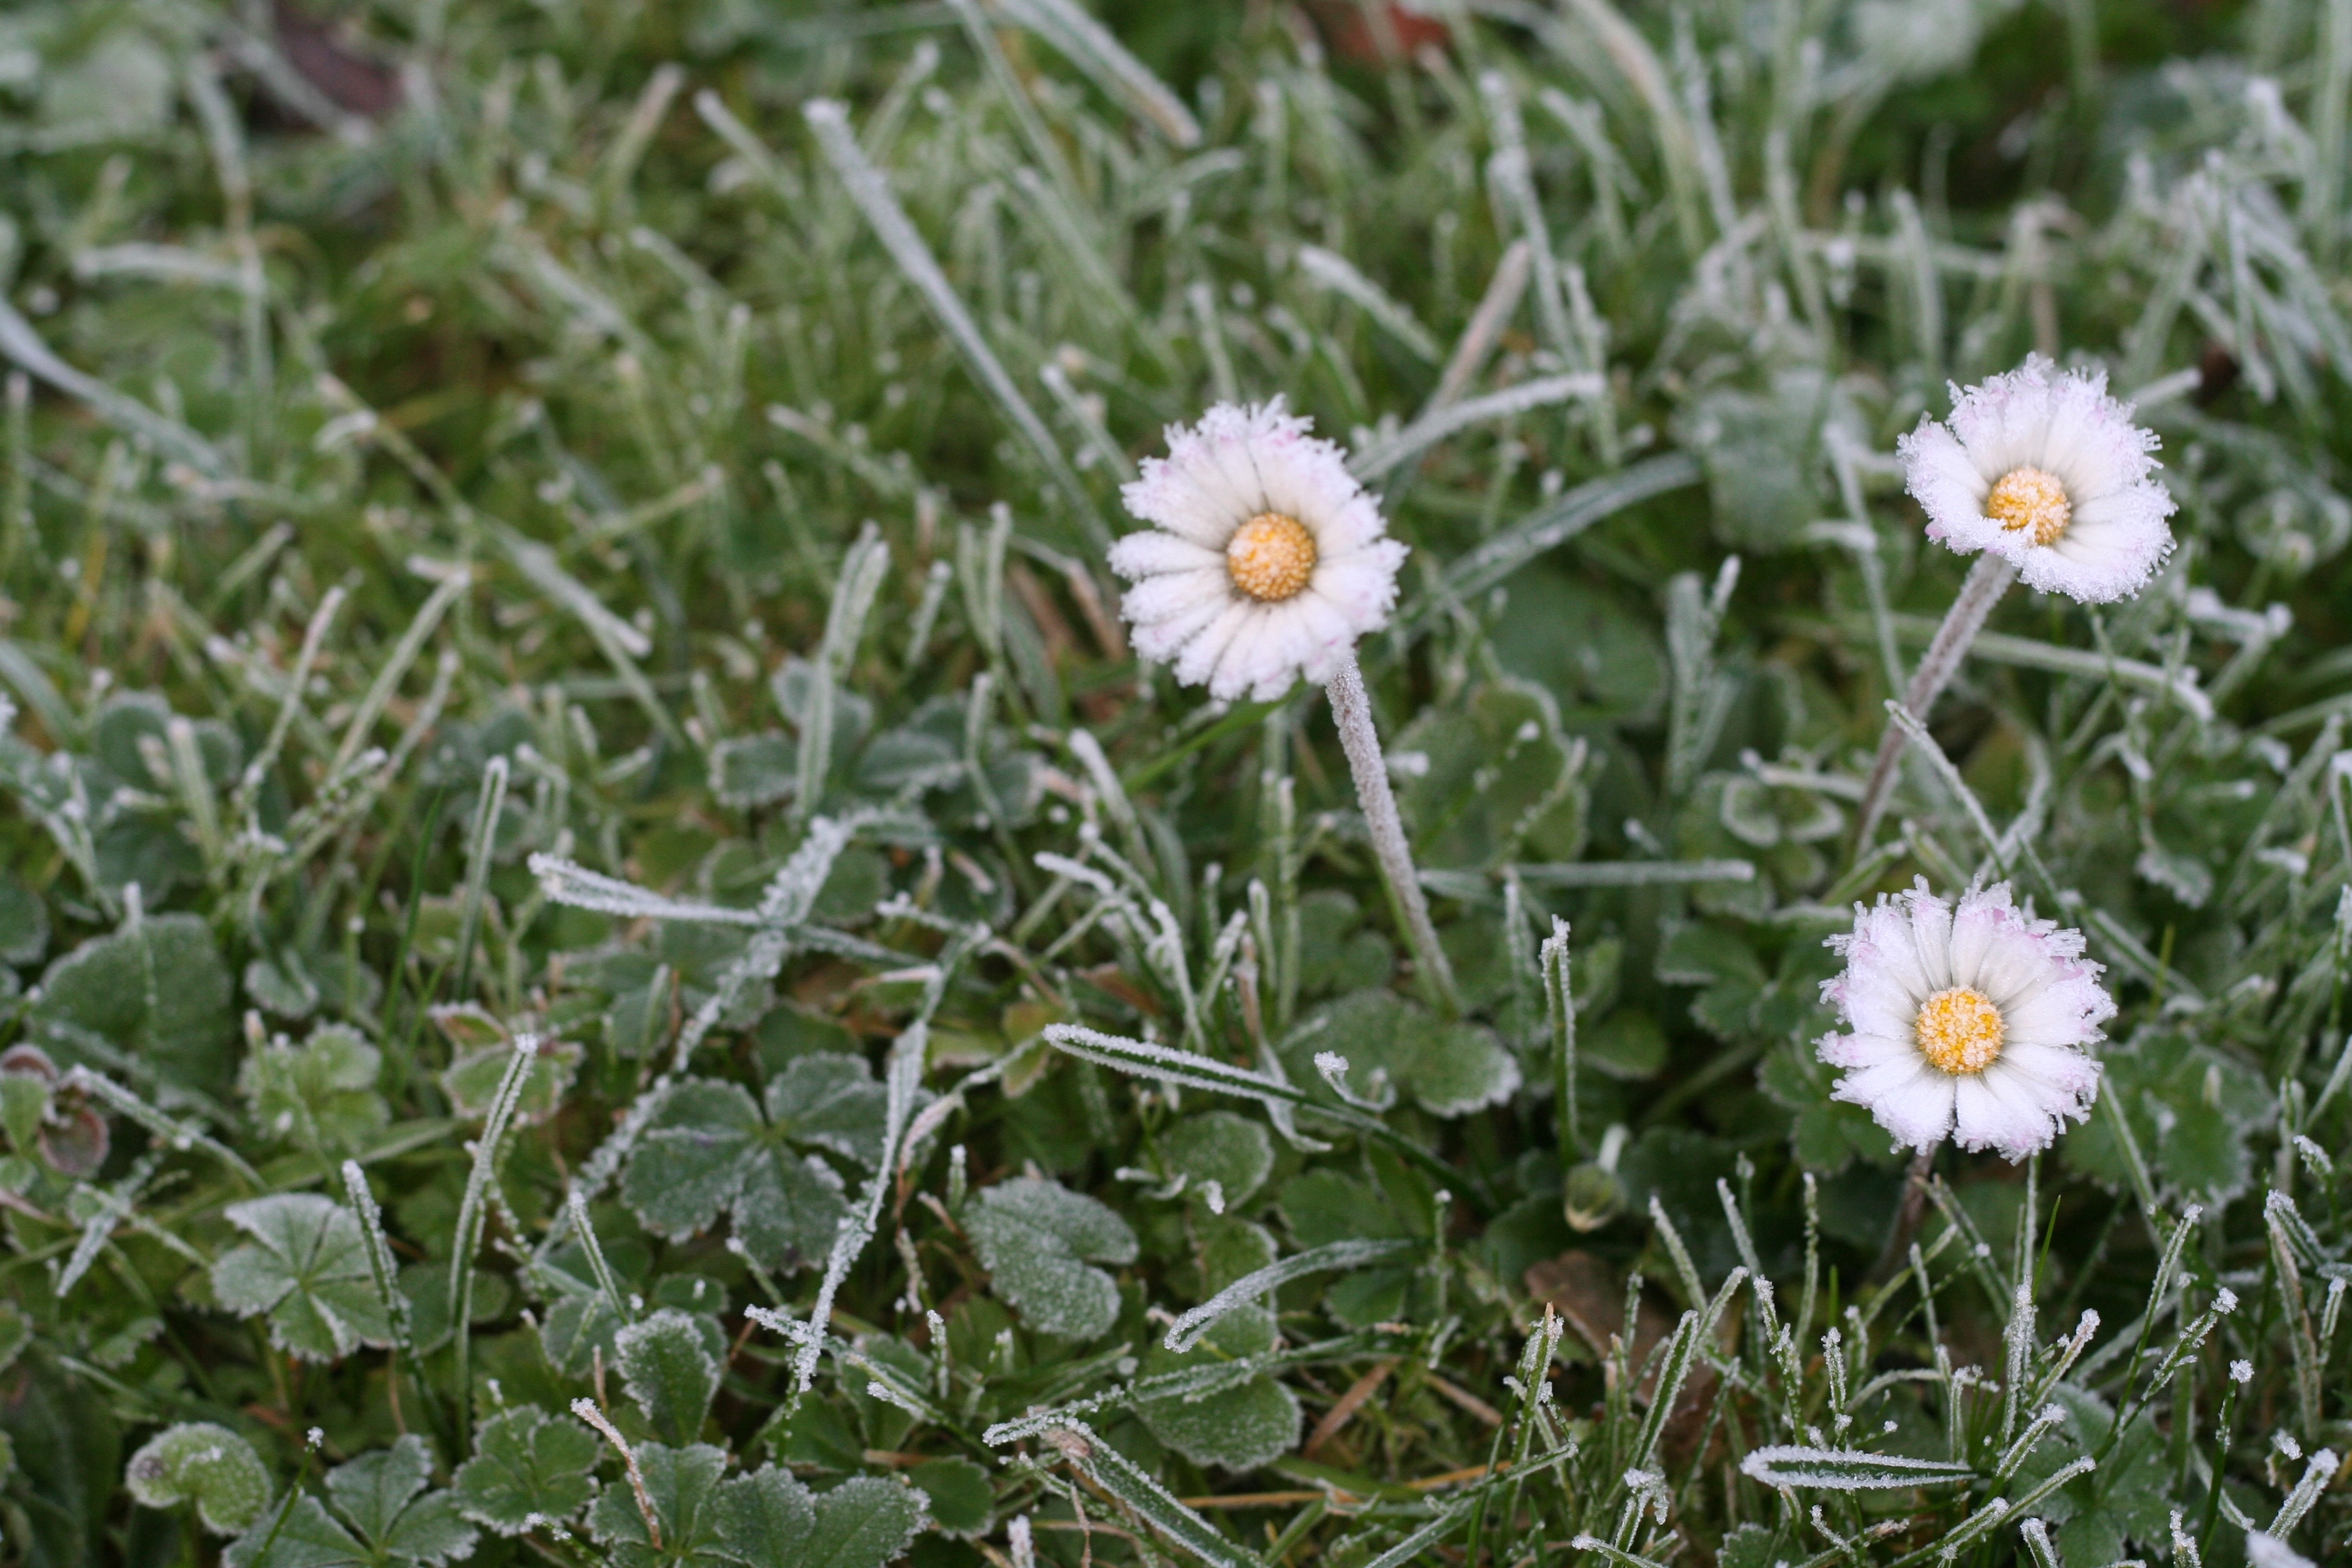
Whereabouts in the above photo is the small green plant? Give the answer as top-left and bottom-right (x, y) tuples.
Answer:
(0, 1), (2344, 1565)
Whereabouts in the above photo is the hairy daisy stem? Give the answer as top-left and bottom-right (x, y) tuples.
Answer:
(1327, 651), (1461, 1016)
(1853, 552), (2017, 851)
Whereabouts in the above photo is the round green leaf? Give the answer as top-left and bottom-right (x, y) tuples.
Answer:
(126, 1422), (272, 1535)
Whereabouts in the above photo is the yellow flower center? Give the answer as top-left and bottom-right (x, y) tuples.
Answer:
(1985, 466), (2072, 547)
(1225, 512), (1318, 603)
(1914, 985), (2005, 1076)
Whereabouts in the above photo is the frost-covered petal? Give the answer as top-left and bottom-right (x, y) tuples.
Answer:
(1999, 977), (2113, 1049)
(1129, 585), (1232, 664)
(1173, 600), (1254, 689)
(1121, 567), (1229, 629)
(1994, 1043), (2102, 1103)
(1289, 593), (1361, 685)
(1902, 882), (1957, 992)
(1897, 419), (1995, 550)
(1205, 612), (1273, 702)
(1833, 1058), (1957, 1153)
(1109, 532), (1222, 580)
(1310, 494), (1392, 558)
(1312, 542), (1407, 630)
(1818, 1030), (1911, 1071)
(1951, 1071), (2055, 1160)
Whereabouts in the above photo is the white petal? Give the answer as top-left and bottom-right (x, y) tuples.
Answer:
(1289, 593), (1360, 685)
(1109, 529), (1221, 580)
(2000, 978), (2110, 1049)
(1242, 601), (1318, 702)
(1898, 419), (1997, 553)
(1836, 1060), (1955, 1153)
(1121, 458), (1232, 546)
(1206, 607), (1298, 703)
(2035, 367), (2159, 502)
(1839, 964), (1921, 1039)
(1945, 890), (2006, 992)
(1173, 600), (1254, 688)
(1952, 1071), (2053, 1160)
(1819, 1030), (1912, 1071)
(1994, 1043), (2101, 1104)
(1122, 568), (1231, 627)
(1311, 543), (1405, 632)
(1902, 881), (1957, 992)
(1129, 584), (1233, 664)
(1306, 493), (1389, 557)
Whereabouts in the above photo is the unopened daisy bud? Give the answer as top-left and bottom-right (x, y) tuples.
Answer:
(1897, 354), (2176, 604)
(1816, 878), (2114, 1160)
(1111, 398), (1406, 702)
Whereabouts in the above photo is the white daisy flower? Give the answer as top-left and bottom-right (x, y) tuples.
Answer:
(1896, 355), (2176, 604)
(1111, 399), (1407, 702)
(1817, 879), (2113, 1161)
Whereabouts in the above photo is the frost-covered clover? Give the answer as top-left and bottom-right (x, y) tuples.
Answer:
(451, 1405), (600, 1538)
(1817, 879), (2112, 1160)
(1897, 355), (2174, 603)
(1111, 398), (1406, 701)
(126, 1422), (272, 1536)
(211, 1193), (392, 1362)
(966, 1177), (1137, 1341)
(621, 1054), (892, 1271)
(582, 1446), (927, 1568)
(238, 1024), (389, 1155)
(225, 1435), (475, 1568)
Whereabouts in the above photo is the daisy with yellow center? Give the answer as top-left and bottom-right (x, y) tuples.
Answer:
(1110, 397), (1405, 703)
(1857, 358), (2177, 846)
(1818, 879), (2111, 1160)
(1897, 353), (2174, 604)
(1112, 398), (1457, 1010)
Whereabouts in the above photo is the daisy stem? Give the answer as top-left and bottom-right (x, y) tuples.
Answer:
(1852, 552), (2017, 852)
(1326, 651), (1461, 1017)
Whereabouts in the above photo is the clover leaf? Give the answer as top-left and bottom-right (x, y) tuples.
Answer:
(713, 1467), (927, 1568)
(1160, 1111), (1274, 1209)
(1289, 990), (1520, 1117)
(907, 1457), (993, 1537)
(238, 1024), (389, 1154)
(26, 912), (235, 1092)
(585, 1449), (927, 1568)
(227, 1436), (475, 1568)
(1135, 1305), (1301, 1472)
(2063, 1027), (2274, 1205)
(1395, 678), (1590, 869)
(431, 1005), (583, 1124)
(2012, 1385), (2172, 1566)
(966, 1177), (1137, 1341)
(125, 1422), (272, 1535)
(584, 1441), (729, 1567)
(615, 1309), (723, 1446)
(211, 1193), (391, 1362)
(621, 1054), (889, 1273)
(452, 1405), (600, 1537)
